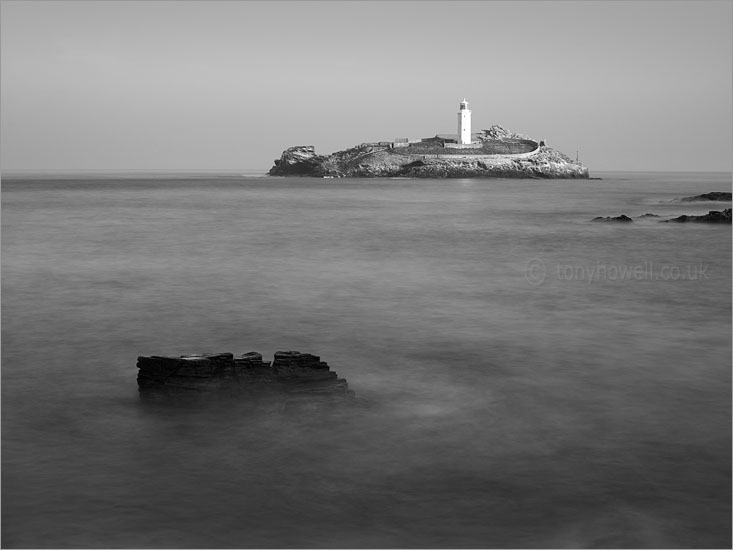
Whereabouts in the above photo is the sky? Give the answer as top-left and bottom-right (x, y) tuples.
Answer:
(1, 0), (731, 172)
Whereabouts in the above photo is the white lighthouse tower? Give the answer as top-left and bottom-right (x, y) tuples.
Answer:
(457, 98), (471, 144)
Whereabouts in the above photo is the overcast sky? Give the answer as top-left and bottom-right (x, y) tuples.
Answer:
(1, 0), (731, 172)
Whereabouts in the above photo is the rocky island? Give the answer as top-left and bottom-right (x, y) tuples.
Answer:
(269, 100), (589, 179)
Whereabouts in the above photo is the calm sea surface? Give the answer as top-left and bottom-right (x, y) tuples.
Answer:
(2, 172), (731, 548)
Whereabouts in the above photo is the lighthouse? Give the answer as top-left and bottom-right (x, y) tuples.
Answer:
(457, 99), (471, 144)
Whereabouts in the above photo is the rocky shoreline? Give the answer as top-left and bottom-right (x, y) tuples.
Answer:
(269, 125), (589, 179)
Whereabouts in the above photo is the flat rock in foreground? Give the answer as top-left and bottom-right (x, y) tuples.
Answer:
(137, 351), (353, 400)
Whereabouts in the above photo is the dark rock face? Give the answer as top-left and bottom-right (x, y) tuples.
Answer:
(592, 214), (633, 222)
(677, 192), (732, 202)
(137, 351), (352, 399)
(662, 208), (732, 223)
(638, 213), (661, 218)
(269, 146), (328, 176)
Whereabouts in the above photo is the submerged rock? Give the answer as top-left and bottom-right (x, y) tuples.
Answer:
(592, 214), (633, 222)
(662, 208), (732, 224)
(676, 192), (732, 202)
(137, 350), (353, 400)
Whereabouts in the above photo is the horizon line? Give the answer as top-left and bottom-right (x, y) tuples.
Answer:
(3, 169), (732, 176)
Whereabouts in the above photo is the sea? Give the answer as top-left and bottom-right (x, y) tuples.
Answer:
(1, 171), (731, 549)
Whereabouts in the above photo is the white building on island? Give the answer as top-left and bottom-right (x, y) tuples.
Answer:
(458, 99), (471, 144)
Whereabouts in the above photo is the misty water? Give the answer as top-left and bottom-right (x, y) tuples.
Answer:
(2, 172), (731, 548)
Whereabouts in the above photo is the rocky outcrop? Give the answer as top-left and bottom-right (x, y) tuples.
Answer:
(592, 214), (633, 222)
(662, 208), (732, 223)
(137, 351), (352, 399)
(270, 146), (328, 177)
(476, 125), (531, 141)
(269, 128), (589, 179)
(676, 192), (732, 202)
(598, 209), (732, 223)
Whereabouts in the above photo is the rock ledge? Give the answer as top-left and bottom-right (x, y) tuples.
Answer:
(137, 351), (353, 399)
